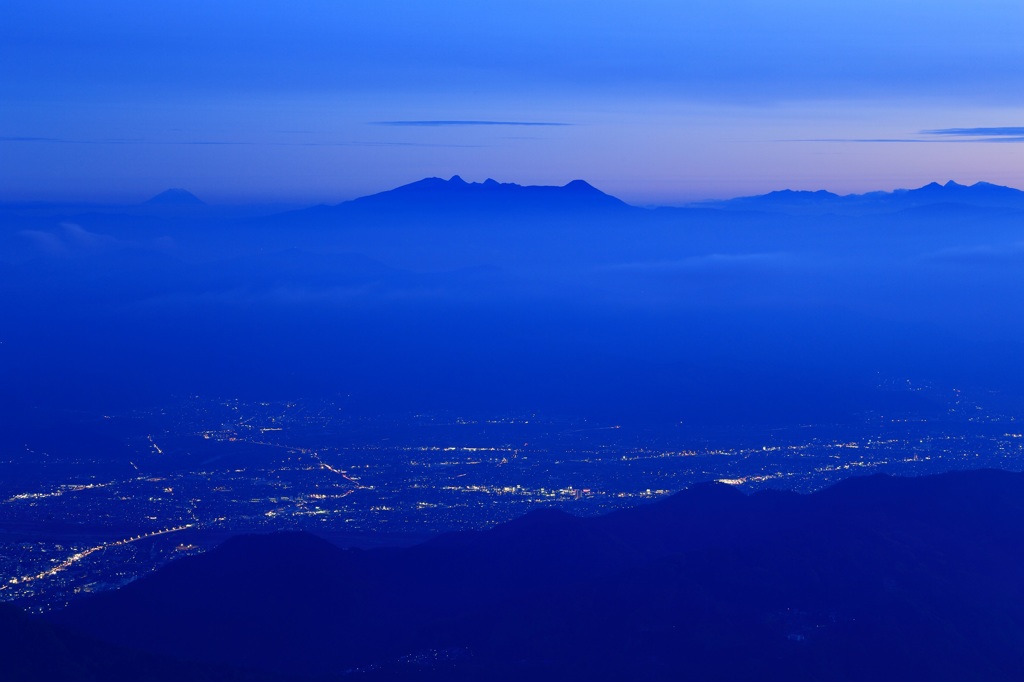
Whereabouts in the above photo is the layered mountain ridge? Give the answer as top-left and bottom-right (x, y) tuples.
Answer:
(695, 179), (1024, 215)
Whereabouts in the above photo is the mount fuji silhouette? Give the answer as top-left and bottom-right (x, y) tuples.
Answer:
(143, 188), (205, 206)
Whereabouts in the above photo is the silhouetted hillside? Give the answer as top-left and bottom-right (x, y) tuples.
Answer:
(285, 175), (637, 227)
(351, 175), (629, 211)
(698, 180), (1024, 216)
(0, 603), (282, 682)
(48, 469), (1024, 680)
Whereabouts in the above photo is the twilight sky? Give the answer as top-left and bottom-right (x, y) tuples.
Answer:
(2, 0), (1023, 205)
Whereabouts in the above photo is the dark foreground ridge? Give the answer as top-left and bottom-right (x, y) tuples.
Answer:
(18, 469), (1023, 681)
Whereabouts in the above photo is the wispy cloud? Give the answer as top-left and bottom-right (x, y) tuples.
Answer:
(922, 127), (1024, 136)
(788, 134), (1024, 144)
(604, 252), (792, 272)
(18, 222), (124, 256)
(1, 136), (161, 145)
(785, 138), (935, 143)
(0, 137), (480, 148)
(923, 242), (1024, 264)
(306, 141), (483, 148)
(371, 120), (571, 127)
(0, 136), (66, 142)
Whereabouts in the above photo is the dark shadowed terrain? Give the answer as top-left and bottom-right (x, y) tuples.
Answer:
(35, 469), (1024, 681)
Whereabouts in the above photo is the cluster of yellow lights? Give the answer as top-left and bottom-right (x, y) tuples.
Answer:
(7, 524), (194, 587)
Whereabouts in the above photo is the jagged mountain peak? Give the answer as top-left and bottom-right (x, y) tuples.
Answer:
(332, 175), (632, 215)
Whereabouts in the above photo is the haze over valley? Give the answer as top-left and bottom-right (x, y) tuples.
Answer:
(4, 177), (1024, 622)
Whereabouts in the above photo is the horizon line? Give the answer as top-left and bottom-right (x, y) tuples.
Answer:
(3, 176), (1022, 209)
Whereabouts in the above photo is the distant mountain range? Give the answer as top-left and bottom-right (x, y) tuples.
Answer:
(241, 176), (1024, 232)
(262, 177), (1024, 228)
(37, 469), (1024, 681)
(6, 178), (1023, 222)
(694, 180), (1024, 216)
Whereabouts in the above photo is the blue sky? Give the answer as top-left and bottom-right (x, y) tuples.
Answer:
(2, 0), (1023, 204)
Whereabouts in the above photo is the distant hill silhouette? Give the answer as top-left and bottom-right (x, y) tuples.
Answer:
(144, 188), (205, 206)
(47, 469), (1024, 681)
(283, 176), (637, 227)
(349, 175), (629, 210)
(696, 180), (1024, 216)
(248, 177), (1024, 233)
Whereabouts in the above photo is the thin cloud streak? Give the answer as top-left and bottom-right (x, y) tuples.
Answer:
(604, 252), (792, 273)
(922, 127), (1024, 136)
(0, 137), (481, 148)
(786, 137), (1024, 144)
(0, 136), (66, 142)
(371, 120), (571, 127)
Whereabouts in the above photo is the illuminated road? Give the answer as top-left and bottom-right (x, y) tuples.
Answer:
(5, 524), (194, 589)
(312, 453), (367, 488)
